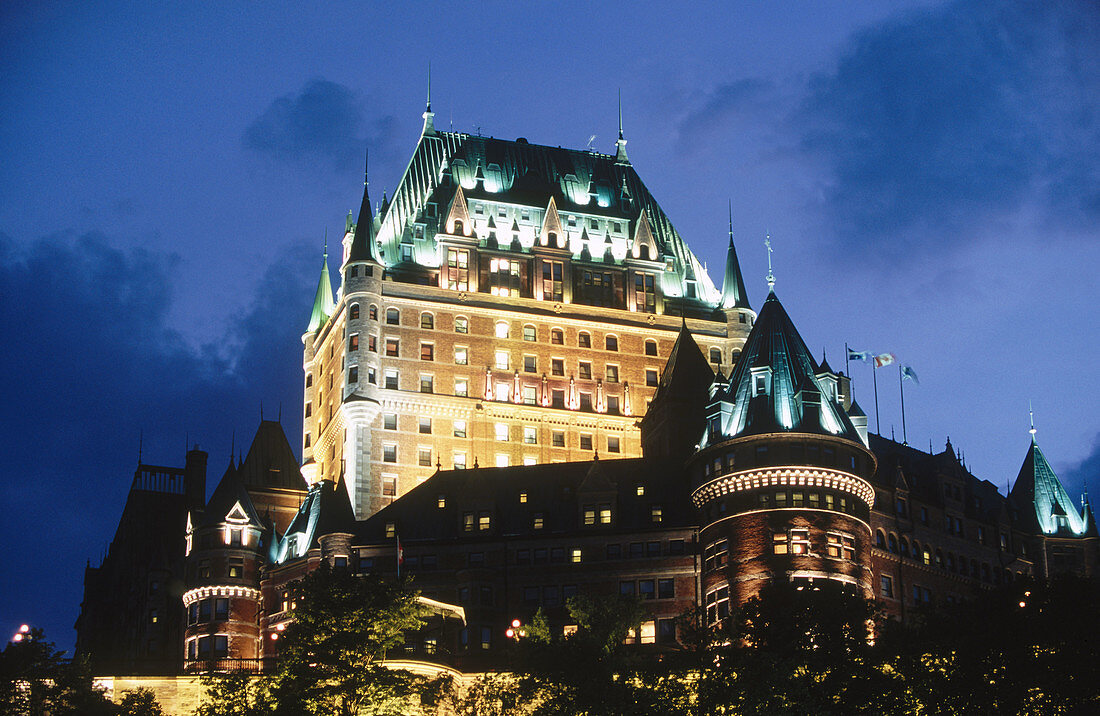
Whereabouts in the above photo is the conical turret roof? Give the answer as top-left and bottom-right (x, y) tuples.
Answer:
(720, 229), (750, 310)
(717, 291), (862, 442)
(652, 320), (714, 403)
(305, 251), (334, 333)
(348, 150), (377, 262)
(1010, 438), (1089, 536)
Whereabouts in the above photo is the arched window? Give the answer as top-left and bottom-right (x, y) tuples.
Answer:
(644, 339), (657, 356)
(495, 322), (510, 339)
(386, 308), (399, 325)
(369, 304), (378, 320)
(305, 374), (313, 388)
(639, 244), (650, 260)
(709, 347), (721, 364)
(875, 530), (886, 549)
(420, 312), (434, 330)
(455, 316), (469, 334)
(349, 303), (360, 320)
(605, 335), (618, 351)
(550, 328), (564, 345)
(578, 332), (591, 348)
(548, 231), (557, 247)
(887, 533), (898, 553)
(935, 549), (944, 569)
(453, 220), (464, 235)
(900, 538), (910, 557)
(522, 324), (536, 342)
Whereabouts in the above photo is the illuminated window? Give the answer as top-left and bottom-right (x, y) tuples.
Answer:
(437, 495), (446, 509)
(635, 273), (656, 313)
(881, 575), (894, 598)
(599, 504), (612, 524)
(645, 369), (658, 387)
(579, 361), (592, 380)
(827, 533), (855, 560)
(349, 334), (359, 351)
(533, 514), (544, 530)
(580, 434), (593, 450)
(584, 508), (596, 525)
(386, 308), (399, 325)
(454, 378), (468, 397)
(552, 430), (566, 447)
(605, 365), (619, 383)
(418, 448), (432, 467)
(495, 423), (509, 441)
(495, 350), (509, 370)
(490, 258), (522, 296)
(523, 426), (537, 444)
(571, 548), (582, 563)
(650, 505), (663, 523)
(420, 312), (434, 330)
(636, 484), (645, 496)
(385, 521), (395, 538)
(542, 261), (564, 301)
(479, 513), (491, 531)
(453, 420), (466, 438)
(607, 436), (620, 453)
(385, 338), (399, 356)
(382, 476), (397, 497)
(420, 343), (434, 361)
(454, 316), (468, 334)
(463, 513), (474, 532)
(454, 347), (468, 365)
(705, 586), (730, 624)
(350, 304), (360, 319)
(704, 539), (728, 570)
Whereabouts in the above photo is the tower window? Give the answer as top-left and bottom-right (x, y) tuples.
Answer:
(523, 325), (537, 341)
(709, 348), (721, 364)
(350, 304), (360, 320)
(646, 369), (658, 387)
(578, 332), (591, 348)
(455, 316), (469, 334)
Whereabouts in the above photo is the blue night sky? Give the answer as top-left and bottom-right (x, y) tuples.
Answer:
(2, 1), (1098, 649)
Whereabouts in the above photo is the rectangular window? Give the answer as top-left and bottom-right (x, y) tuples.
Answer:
(489, 257), (522, 297)
(606, 395), (620, 415)
(578, 361), (592, 380)
(385, 338), (399, 357)
(479, 512), (491, 531)
(523, 325), (537, 341)
(580, 434), (593, 450)
(634, 273), (656, 313)
(495, 350), (509, 370)
(704, 539), (728, 571)
(419, 375), (434, 393)
(382, 476), (397, 497)
(454, 378), (468, 397)
(705, 586), (730, 625)
(453, 420), (466, 438)
(579, 393), (593, 411)
(419, 417), (432, 434)
(522, 385), (537, 405)
(384, 369), (398, 389)
(645, 369), (659, 387)
(420, 343), (434, 361)
(368, 334), (377, 352)
(639, 579), (655, 600)
(552, 430), (566, 447)
(523, 355), (537, 373)
(463, 512), (474, 532)
(533, 514), (544, 530)
(571, 548), (582, 563)
(418, 448), (432, 467)
(881, 575), (894, 598)
(584, 508), (596, 526)
(454, 347), (468, 365)
(453, 452), (467, 469)
(607, 543), (622, 559)
(658, 578), (675, 599)
(599, 504), (612, 524)
(551, 389), (565, 408)
(607, 436), (621, 453)
(446, 248), (469, 291)
(349, 334), (359, 351)
(620, 581), (635, 596)
(542, 260), (564, 301)
(523, 426), (537, 444)
(551, 358), (565, 376)
(650, 505), (663, 523)
(383, 444), (397, 463)
(495, 423), (509, 441)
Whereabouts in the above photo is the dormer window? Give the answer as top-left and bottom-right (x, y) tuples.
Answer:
(751, 367), (772, 396)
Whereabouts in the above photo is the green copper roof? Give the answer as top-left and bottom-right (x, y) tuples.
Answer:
(367, 130), (720, 305)
(703, 290), (863, 444)
(1010, 439), (1089, 536)
(272, 479), (357, 564)
(720, 227), (750, 310)
(305, 251), (334, 333)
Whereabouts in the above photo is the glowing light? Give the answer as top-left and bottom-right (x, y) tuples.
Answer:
(12, 634), (22, 642)
(505, 628), (514, 638)
(511, 619), (521, 628)
(270, 633), (279, 640)
(19, 625), (29, 633)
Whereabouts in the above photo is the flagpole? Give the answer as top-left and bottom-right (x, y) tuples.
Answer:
(872, 363), (880, 436)
(899, 364), (907, 445)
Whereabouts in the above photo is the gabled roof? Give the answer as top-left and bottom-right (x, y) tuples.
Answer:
(371, 130), (720, 305)
(305, 252), (334, 333)
(1010, 439), (1089, 536)
(713, 290), (862, 442)
(238, 420), (305, 491)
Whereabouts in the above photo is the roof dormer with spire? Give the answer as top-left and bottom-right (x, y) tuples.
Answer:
(304, 240), (335, 335)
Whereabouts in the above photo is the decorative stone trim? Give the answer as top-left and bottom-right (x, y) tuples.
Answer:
(182, 586), (261, 606)
(692, 466), (875, 509)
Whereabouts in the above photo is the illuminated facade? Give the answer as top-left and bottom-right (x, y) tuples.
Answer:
(300, 104), (755, 519)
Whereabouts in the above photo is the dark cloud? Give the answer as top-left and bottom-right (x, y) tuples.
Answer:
(0, 231), (312, 649)
(1062, 432), (1100, 499)
(676, 78), (778, 149)
(243, 79), (398, 173)
(799, 0), (1100, 254)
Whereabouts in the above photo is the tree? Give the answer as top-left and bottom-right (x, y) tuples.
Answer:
(193, 673), (273, 716)
(0, 628), (117, 716)
(117, 688), (167, 716)
(267, 563), (442, 716)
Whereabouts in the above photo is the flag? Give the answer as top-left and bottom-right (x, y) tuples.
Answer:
(901, 365), (919, 384)
(397, 534), (404, 565)
(874, 353), (896, 368)
(847, 347), (872, 362)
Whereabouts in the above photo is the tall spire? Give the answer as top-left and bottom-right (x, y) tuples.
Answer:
(306, 236), (335, 333)
(421, 63), (435, 135)
(1028, 400), (1037, 444)
(765, 232), (775, 292)
(720, 201), (750, 309)
(349, 147), (376, 262)
(615, 89), (630, 165)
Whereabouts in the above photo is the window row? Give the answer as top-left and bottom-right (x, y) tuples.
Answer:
(186, 597), (228, 625)
(874, 530), (1000, 581)
(517, 539), (685, 565)
(619, 578), (676, 600)
(771, 529), (855, 561)
(185, 634), (228, 660)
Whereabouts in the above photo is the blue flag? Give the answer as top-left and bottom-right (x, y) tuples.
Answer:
(901, 365), (919, 384)
(848, 348), (871, 362)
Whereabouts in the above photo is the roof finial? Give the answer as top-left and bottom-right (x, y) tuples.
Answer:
(614, 90), (629, 165)
(426, 61), (432, 113)
(1029, 400), (1037, 443)
(421, 64), (436, 135)
(728, 200), (734, 240)
(323, 227), (328, 260)
(765, 232), (775, 291)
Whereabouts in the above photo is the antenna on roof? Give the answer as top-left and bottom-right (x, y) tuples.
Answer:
(728, 200), (734, 240)
(138, 429), (143, 465)
(426, 61), (432, 113)
(618, 89), (624, 140)
(322, 228), (328, 260)
(764, 233), (775, 291)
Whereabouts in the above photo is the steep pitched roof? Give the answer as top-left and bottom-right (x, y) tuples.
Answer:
(203, 462), (263, 529)
(652, 321), (714, 404)
(238, 420), (305, 491)
(371, 130), (720, 305)
(305, 252), (334, 333)
(348, 150), (377, 262)
(273, 480), (357, 563)
(719, 230), (750, 310)
(713, 290), (862, 442)
(1010, 439), (1089, 536)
